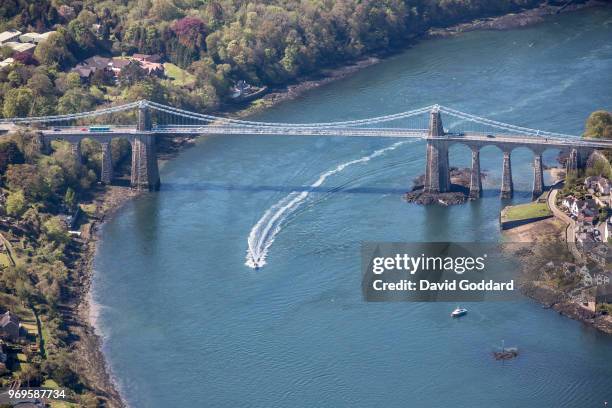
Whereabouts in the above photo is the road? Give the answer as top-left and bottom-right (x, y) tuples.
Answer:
(547, 186), (583, 261)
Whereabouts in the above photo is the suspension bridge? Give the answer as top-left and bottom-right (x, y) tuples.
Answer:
(1, 100), (610, 197)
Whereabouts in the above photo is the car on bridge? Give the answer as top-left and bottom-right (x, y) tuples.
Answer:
(486, 134), (495, 138)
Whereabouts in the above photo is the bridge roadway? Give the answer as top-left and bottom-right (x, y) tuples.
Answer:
(40, 126), (612, 150)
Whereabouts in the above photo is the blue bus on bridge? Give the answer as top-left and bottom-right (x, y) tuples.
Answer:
(88, 126), (111, 132)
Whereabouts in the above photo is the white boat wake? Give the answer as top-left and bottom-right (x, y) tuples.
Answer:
(245, 140), (410, 269)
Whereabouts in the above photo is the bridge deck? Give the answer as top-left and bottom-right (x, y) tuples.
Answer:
(40, 126), (612, 150)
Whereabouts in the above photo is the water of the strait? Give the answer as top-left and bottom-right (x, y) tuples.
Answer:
(92, 7), (612, 407)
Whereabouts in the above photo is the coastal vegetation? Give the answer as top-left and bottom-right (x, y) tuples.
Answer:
(583, 110), (612, 139)
(0, 131), (111, 405)
(0, 0), (543, 117)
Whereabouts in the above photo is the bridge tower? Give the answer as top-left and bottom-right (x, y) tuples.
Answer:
(424, 106), (450, 193)
(131, 101), (160, 191)
(137, 100), (152, 132)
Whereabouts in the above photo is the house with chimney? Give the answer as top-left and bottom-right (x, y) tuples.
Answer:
(0, 311), (20, 341)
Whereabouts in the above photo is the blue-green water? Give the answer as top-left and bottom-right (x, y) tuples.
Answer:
(92, 8), (612, 407)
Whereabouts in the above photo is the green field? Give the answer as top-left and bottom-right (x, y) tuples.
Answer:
(164, 63), (196, 86)
(503, 201), (552, 221)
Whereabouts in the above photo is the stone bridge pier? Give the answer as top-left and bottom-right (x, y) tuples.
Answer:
(100, 142), (113, 184)
(130, 134), (160, 191)
(500, 149), (513, 199)
(532, 149), (544, 199)
(130, 101), (160, 191)
(469, 146), (482, 199)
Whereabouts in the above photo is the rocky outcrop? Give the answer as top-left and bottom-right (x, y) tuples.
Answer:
(405, 167), (484, 206)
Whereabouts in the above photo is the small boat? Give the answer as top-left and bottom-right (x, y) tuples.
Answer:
(451, 306), (467, 318)
(493, 340), (519, 360)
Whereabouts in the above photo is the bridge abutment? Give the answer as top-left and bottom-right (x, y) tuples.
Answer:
(566, 148), (579, 174)
(469, 147), (482, 199)
(566, 148), (592, 175)
(101, 142), (113, 184)
(501, 150), (513, 199)
(130, 134), (160, 191)
(532, 151), (544, 199)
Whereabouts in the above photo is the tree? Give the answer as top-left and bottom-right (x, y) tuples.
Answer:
(0, 140), (25, 171)
(67, 19), (97, 56)
(12, 51), (36, 66)
(57, 88), (96, 114)
(63, 187), (76, 210)
(6, 190), (26, 217)
(5, 164), (50, 201)
(9, 130), (42, 162)
(16, 364), (41, 387)
(149, 0), (183, 21)
(27, 71), (57, 116)
(41, 351), (79, 388)
(33, 32), (74, 68)
(584, 110), (612, 139)
(54, 72), (82, 93)
(43, 216), (70, 245)
(2, 87), (33, 118)
(172, 17), (207, 50)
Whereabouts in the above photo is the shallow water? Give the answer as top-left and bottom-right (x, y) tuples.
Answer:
(93, 7), (612, 407)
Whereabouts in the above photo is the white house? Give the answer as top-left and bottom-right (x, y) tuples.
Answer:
(597, 178), (611, 195)
(562, 196), (576, 213)
(0, 58), (14, 69)
(4, 41), (36, 53)
(0, 29), (21, 45)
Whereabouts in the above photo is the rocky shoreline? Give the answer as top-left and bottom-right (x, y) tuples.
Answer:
(69, 186), (139, 408)
(521, 281), (612, 335)
(405, 168), (484, 206)
(426, 0), (607, 37)
(228, 1), (607, 118)
(67, 139), (196, 407)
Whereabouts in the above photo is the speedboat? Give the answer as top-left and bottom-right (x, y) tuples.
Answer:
(451, 306), (467, 318)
